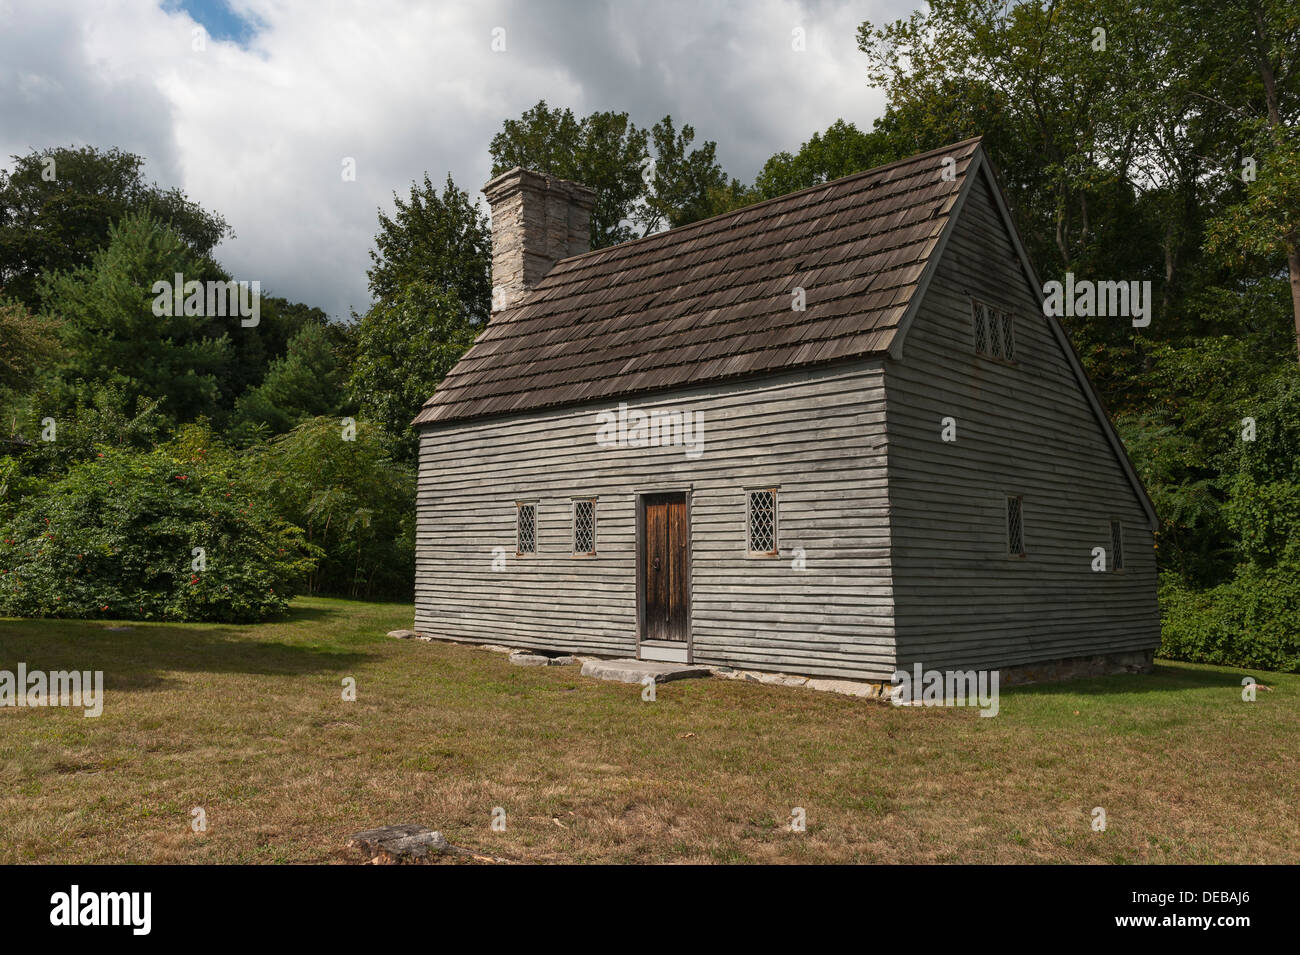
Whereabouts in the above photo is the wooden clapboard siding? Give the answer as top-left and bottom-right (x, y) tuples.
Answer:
(414, 361), (897, 679)
(884, 169), (1160, 672)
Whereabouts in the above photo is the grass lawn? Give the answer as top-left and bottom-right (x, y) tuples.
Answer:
(1, 596), (1297, 864)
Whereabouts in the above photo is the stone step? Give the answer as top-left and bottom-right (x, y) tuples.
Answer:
(509, 651), (575, 667)
(580, 658), (712, 685)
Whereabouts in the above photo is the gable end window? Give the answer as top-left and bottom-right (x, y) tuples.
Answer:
(747, 488), (778, 556)
(972, 300), (1016, 362)
(517, 502), (537, 555)
(973, 302), (990, 355)
(1006, 495), (1025, 557)
(1110, 519), (1124, 572)
(573, 499), (596, 555)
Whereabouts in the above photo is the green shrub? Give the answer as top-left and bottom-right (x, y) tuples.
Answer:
(1156, 368), (1300, 673)
(0, 439), (315, 622)
(1224, 475), (1300, 567)
(1159, 568), (1300, 673)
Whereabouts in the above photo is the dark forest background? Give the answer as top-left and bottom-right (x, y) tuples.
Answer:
(1, 1), (1296, 667)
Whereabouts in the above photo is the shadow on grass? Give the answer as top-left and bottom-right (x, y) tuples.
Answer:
(0, 616), (374, 692)
(276, 602), (347, 623)
(1003, 661), (1262, 698)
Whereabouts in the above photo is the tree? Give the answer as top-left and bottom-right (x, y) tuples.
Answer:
(0, 145), (229, 310)
(367, 172), (492, 321)
(752, 120), (899, 200)
(490, 101), (648, 247)
(231, 321), (348, 440)
(347, 283), (477, 461)
(637, 116), (735, 234)
(490, 100), (741, 245)
(857, 0), (1169, 275)
(216, 294), (335, 417)
(854, 0), (1242, 403)
(250, 417), (414, 599)
(360, 172), (489, 457)
(1194, 0), (1300, 364)
(1206, 128), (1300, 364)
(0, 300), (59, 393)
(41, 213), (234, 424)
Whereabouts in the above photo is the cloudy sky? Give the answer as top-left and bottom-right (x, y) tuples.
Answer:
(1, 0), (913, 320)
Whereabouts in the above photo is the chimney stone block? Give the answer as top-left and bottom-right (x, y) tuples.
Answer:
(483, 168), (595, 313)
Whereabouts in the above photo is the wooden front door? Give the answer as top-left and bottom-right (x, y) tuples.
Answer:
(641, 493), (689, 643)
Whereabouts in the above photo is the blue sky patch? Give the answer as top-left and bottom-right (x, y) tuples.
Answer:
(168, 0), (258, 45)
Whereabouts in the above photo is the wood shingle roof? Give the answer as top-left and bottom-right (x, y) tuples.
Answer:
(413, 137), (982, 427)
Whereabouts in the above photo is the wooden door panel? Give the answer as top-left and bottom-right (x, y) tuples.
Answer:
(644, 497), (668, 641)
(667, 496), (688, 639)
(642, 493), (688, 643)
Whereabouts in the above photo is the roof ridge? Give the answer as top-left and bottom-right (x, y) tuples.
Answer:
(549, 135), (983, 267)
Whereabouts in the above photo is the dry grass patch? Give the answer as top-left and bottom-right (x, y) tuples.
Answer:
(1, 597), (1297, 864)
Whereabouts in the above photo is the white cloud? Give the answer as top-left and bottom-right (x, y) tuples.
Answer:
(0, 0), (909, 320)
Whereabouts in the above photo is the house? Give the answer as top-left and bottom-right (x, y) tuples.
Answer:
(410, 138), (1160, 685)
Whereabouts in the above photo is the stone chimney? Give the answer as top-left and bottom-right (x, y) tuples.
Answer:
(483, 168), (596, 313)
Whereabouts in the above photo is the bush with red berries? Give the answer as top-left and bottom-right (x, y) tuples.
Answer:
(0, 440), (316, 622)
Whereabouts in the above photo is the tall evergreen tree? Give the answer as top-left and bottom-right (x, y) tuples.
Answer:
(231, 321), (347, 440)
(41, 213), (233, 423)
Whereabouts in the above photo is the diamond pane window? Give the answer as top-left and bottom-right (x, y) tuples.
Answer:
(748, 489), (777, 555)
(1007, 496), (1025, 556)
(1110, 519), (1124, 572)
(973, 302), (990, 355)
(573, 499), (596, 555)
(517, 502), (536, 554)
(973, 300), (1017, 362)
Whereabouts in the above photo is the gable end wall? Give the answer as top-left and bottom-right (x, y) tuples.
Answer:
(884, 171), (1161, 672)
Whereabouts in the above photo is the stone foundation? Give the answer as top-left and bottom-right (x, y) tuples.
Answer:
(710, 666), (890, 699)
(996, 648), (1154, 687)
(398, 628), (1155, 700)
(712, 647), (1155, 699)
